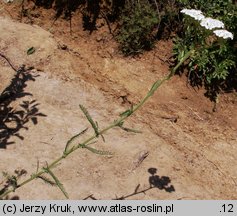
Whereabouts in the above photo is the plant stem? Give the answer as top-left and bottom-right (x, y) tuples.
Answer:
(0, 49), (194, 199)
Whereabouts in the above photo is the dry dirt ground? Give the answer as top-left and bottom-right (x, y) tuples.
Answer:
(0, 2), (236, 200)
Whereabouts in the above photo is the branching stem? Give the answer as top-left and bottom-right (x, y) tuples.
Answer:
(0, 49), (194, 199)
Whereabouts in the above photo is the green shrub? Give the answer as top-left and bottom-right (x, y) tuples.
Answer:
(116, 0), (159, 55)
(155, 0), (183, 39)
(173, 1), (237, 96)
(178, 0), (237, 34)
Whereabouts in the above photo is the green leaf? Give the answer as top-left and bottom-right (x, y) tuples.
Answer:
(149, 80), (162, 95)
(79, 144), (113, 156)
(119, 109), (132, 117)
(119, 126), (142, 134)
(119, 105), (134, 118)
(64, 128), (88, 154)
(79, 105), (99, 137)
(43, 166), (69, 199)
(37, 175), (57, 186)
(27, 47), (36, 55)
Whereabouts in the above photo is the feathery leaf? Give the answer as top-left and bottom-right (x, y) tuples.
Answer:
(79, 105), (99, 137)
(64, 128), (88, 153)
(120, 126), (142, 133)
(37, 175), (57, 186)
(85, 146), (113, 156)
(79, 144), (113, 156)
(43, 166), (69, 199)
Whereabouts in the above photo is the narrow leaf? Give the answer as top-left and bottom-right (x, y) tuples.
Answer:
(79, 105), (99, 137)
(149, 80), (162, 96)
(119, 109), (132, 117)
(64, 128), (88, 153)
(38, 175), (56, 186)
(44, 167), (69, 199)
(120, 126), (142, 133)
(85, 141), (98, 146)
(82, 145), (113, 156)
(101, 134), (105, 142)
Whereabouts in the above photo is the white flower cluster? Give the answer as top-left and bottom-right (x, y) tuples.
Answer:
(200, 18), (224, 30)
(213, 30), (234, 40)
(180, 9), (205, 21)
(181, 8), (234, 40)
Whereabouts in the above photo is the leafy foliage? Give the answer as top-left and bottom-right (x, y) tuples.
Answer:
(179, 0), (237, 33)
(43, 166), (69, 198)
(173, 0), (237, 97)
(154, 0), (183, 39)
(64, 128), (88, 154)
(34, 0), (125, 33)
(116, 0), (159, 55)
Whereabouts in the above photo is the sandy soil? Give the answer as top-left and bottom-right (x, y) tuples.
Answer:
(0, 2), (236, 200)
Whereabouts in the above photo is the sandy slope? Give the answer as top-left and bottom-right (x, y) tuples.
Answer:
(0, 16), (236, 199)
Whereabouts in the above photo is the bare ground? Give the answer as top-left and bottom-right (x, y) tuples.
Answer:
(0, 3), (236, 200)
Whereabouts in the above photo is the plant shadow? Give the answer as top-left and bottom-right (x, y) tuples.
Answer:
(0, 169), (27, 199)
(173, 66), (237, 105)
(83, 167), (175, 200)
(0, 65), (46, 149)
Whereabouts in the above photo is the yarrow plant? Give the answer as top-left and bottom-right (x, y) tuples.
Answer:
(180, 8), (232, 38)
(174, 8), (236, 100)
(180, 9), (204, 21)
(200, 17), (225, 30)
(117, 0), (159, 55)
(213, 29), (234, 40)
(0, 58), (184, 199)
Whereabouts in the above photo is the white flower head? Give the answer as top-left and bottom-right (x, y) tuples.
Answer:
(213, 30), (234, 40)
(181, 9), (205, 21)
(200, 17), (224, 30)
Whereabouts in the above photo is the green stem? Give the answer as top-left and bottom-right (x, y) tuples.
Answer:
(0, 48), (195, 199)
(169, 49), (195, 79)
